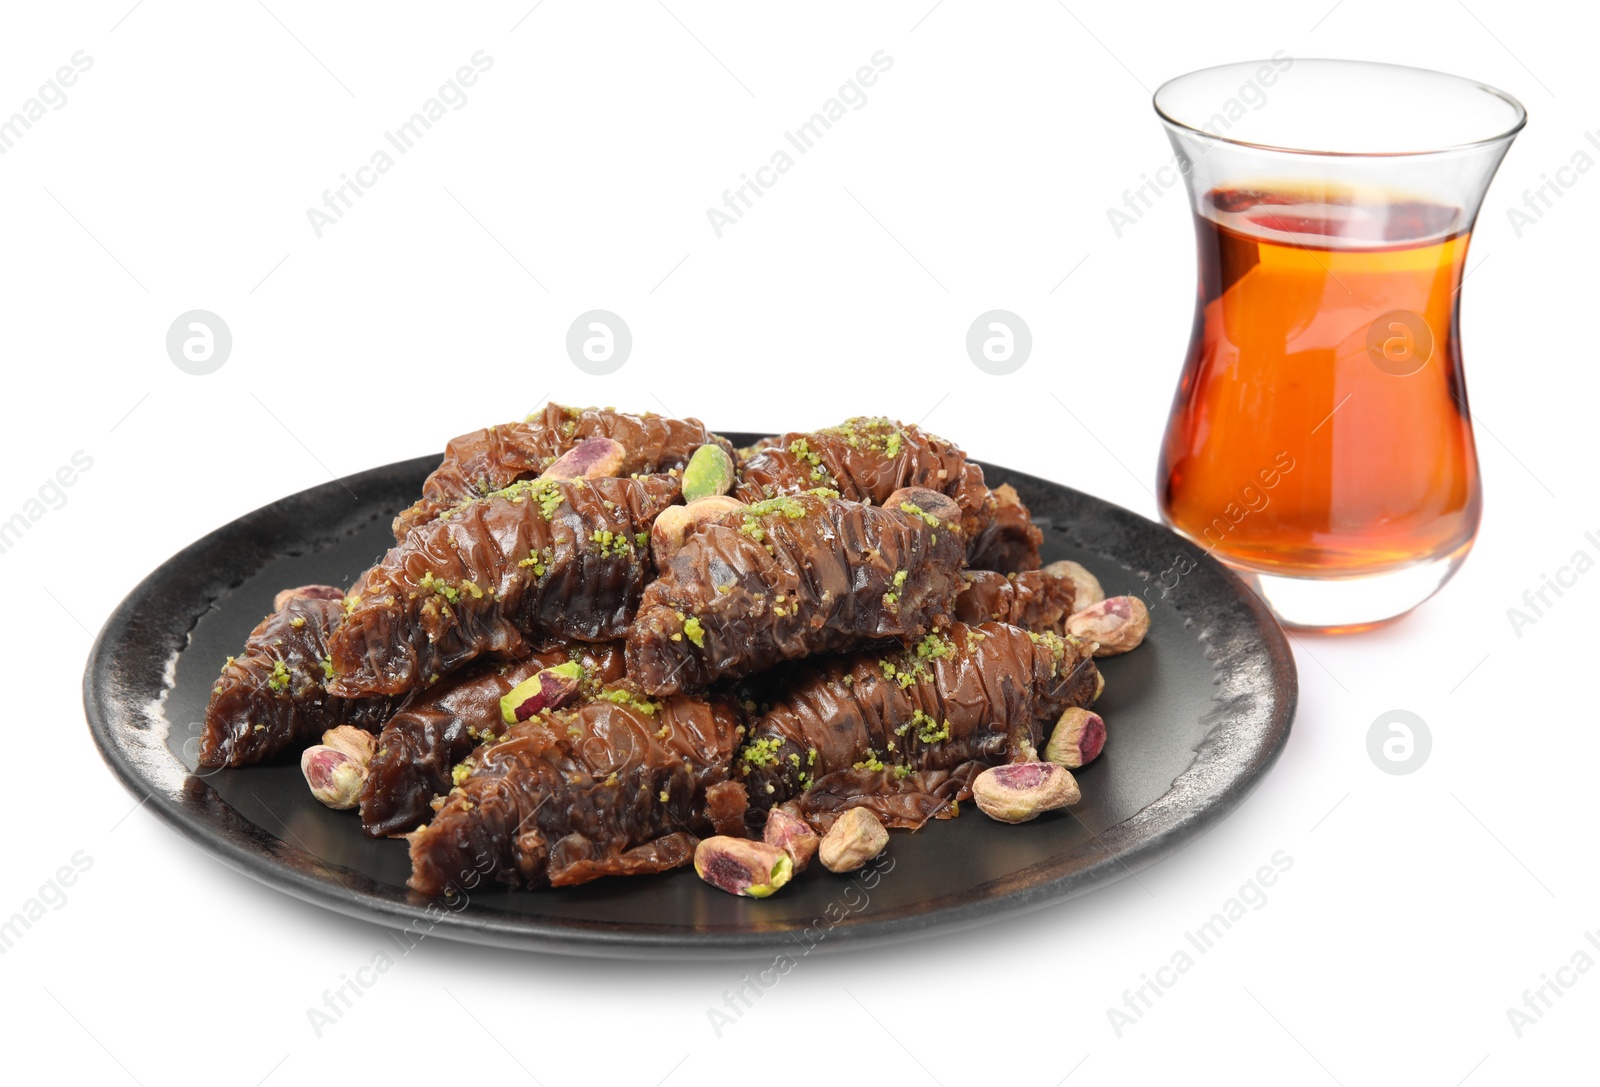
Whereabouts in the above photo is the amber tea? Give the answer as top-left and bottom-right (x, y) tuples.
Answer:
(1151, 60), (1524, 628)
(1159, 186), (1480, 578)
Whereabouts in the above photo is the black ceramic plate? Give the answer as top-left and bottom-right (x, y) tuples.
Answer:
(84, 437), (1296, 959)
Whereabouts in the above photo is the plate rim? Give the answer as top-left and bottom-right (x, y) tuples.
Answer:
(82, 442), (1298, 959)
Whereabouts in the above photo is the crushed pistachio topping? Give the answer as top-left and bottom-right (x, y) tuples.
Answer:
(787, 438), (835, 483)
(451, 760), (475, 787)
(518, 545), (554, 575)
(601, 688), (661, 716)
(417, 571), (460, 603)
(880, 655), (926, 689)
(266, 659), (291, 692)
(485, 477), (566, 520)
(289, 616), (306, 629)
(819, 417), (908, 458)
(1027, 629), (1068, 659)
(342, 594), (362, 615)
(658, 790), (671, 803)
(320, 656), (335, 680)
(682, 616), (705, 647)
(745, 495), (809, 519)
(910, 709), (952, 745)
(589, 528), (635, 558)
(853, 749), (886, 772)
(899, 501), (939, 527)
(915, 633), (953, 661)
(740, 736), (785, 768)
(737, 494), (811, 540)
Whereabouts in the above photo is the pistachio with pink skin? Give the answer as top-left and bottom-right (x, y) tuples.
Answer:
(499, 661), (585, 725)
(763, 807), (820, 872)
(971, 761), (1080, 823)
(694, 837), (795, 898)
(1043, 560), (1104, 608)
(650, 495), (744, 566)
(300, 726), (377, 810)
(539, 437), (627, 481)
(1066, 595), (1150, 657)
(273, 584), (345, 612)
(818, 807), (889, 873)
(1043, 707), (1106, 769)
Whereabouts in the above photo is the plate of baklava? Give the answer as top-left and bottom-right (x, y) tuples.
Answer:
(84, 406), (1295, 958)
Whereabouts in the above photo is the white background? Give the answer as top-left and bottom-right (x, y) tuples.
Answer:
(2, 1), (1594, 1083)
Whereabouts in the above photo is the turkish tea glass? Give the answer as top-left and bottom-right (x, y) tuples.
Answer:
(1153, 60), (1525, 630)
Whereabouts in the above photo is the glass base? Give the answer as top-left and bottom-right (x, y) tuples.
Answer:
(1213, 542), (1473, 632)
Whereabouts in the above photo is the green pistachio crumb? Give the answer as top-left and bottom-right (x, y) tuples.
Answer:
(739, 736), (784, 769)
(910, 709), (952, 745)
(601, 688), (661, 716)
(418, 571), (460, 604)
(853, 749), (886, 772)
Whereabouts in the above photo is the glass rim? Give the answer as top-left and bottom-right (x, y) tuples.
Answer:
(1152, 58), (1528, 159)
